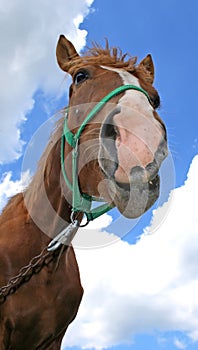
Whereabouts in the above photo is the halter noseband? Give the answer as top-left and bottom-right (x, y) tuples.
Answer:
(61, 84), (152, 226)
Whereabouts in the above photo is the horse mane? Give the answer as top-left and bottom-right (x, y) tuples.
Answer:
(66, 40), (137, 75)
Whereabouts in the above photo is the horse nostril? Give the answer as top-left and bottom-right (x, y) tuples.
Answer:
(100, 107), (121, 140)
(146, 161), (159, 181)
(101, 123), (119, 140)
(154, 139), (168, 166)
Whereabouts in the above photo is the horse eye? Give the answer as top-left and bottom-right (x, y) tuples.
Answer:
(74, 71), (89, 85)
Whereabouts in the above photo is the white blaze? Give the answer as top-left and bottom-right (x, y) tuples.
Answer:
(101, 65), (154, 115)
(100, 66), (163, 183)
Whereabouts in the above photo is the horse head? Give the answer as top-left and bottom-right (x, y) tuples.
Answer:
(56, 35), (168, 219)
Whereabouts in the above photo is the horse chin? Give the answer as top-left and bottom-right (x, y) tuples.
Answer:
(107, 175), (160, 218)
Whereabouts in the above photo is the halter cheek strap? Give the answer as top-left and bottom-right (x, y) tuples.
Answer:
(61, 84), (152, 226)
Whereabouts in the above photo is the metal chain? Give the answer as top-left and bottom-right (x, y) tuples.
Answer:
(0, 244), (66, 305)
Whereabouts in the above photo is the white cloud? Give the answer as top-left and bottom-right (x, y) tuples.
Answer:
(0, 171), (31, 211)
(0, 0), (94, 164)
(174, 338), (187, 349)
(62, 155), (198, 349)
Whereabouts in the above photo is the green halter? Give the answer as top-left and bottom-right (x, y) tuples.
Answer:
(61, 84), (151, 226)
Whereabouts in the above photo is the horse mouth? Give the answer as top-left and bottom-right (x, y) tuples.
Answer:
(116, 173), (159, 192)
(105, 173), (160, 218)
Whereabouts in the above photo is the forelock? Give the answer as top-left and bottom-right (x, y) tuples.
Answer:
(64, 41), (137, 75)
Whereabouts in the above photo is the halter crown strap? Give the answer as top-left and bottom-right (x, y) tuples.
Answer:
(61, 84), (152, 225)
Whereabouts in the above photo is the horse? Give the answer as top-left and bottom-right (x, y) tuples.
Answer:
(0, 35), (168, 349)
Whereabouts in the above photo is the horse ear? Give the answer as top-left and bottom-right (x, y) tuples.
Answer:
(138, 54), (154, 84)
(56, 35), (79, 72)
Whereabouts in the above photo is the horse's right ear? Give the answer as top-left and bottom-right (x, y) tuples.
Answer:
(56, 35), (79, 72)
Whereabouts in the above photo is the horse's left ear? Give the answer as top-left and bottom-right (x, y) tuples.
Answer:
(56, 35), (79, 73)
(138, 54), (154, 84)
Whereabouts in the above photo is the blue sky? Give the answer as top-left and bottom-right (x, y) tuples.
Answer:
(1, 1), (198, 350)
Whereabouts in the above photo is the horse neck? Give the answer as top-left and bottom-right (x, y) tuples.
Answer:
(24, 132), (72, 242)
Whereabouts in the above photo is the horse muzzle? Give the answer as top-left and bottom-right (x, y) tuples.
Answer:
(98, 106), (168, 218)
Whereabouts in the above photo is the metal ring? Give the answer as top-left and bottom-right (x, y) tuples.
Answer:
(70, 211), (83, 227)
(70, 211), (89, 227)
